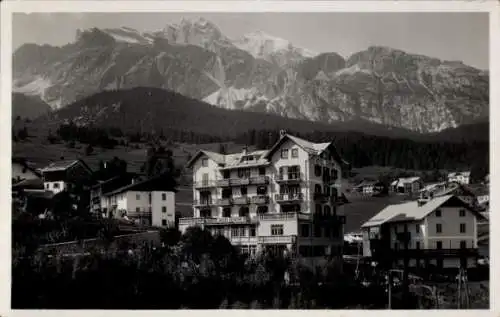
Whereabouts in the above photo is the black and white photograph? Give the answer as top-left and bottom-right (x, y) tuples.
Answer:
(3, 0), (496, 311)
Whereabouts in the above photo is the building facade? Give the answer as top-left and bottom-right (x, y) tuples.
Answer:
(361, 195), (484, 270)
(182, 132), (348, 263)
(390, 177), (422, 194)
(447, 171), (471, 185)
(100, 176), (176, 228)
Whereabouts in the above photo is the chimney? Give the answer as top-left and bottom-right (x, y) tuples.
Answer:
(417, 197), (429, 207)
(279, 129), (287, 138)
(242, 146), (248, 155)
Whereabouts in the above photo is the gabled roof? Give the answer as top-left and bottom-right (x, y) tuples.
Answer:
(12, 157), (42, 177)
(12, 178), (45, 190)
(361, 195), (485, 228)
(103, 174), (177, 197)
(353, 180), (379, 188)
(264, 134), (349, 165)
(40, 159), (93, 174)
(186, 150), (226, 168)
(392, 177), (421, 186)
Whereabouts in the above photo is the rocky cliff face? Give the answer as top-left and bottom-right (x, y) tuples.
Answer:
(12, 17), (488, 132)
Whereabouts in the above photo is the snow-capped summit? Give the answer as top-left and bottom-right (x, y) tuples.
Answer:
(233, 30), (317, 64)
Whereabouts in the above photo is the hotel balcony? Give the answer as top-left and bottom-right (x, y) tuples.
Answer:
(193, 200), (216, 208)
(179, 216), (258, 227)
(217, 198), (233, 206)
(194, 180), (217, 189)
(216, 178), (251, 187)
(251, 195), (270, 205)
(275, 193), (303, 203)
(258, 235), (296, 244)
(249, 175), (270, 185)
(127, 210), (152, 218)
(233, 196), (251, 205)
(275, 173), (302, 184)
(259, 212), (311, 221)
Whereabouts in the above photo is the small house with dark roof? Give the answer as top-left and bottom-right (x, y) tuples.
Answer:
(100, 174), (177, 228)
(40, 159), (93, 194)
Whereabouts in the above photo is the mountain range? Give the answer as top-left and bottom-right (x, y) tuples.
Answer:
(13, 17), (489, 133)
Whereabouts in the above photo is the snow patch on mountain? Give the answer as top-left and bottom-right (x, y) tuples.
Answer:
(233, 31), (317, 61)
(13, 76), (53, 101)
(203, 86), (265, 110)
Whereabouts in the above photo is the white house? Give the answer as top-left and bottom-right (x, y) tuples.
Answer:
(40, 159), (93, 194)
(447, 171), (471, 185)
(182, 131), (349, 265)
(361, 195), (485, 270)
(100, 175), (176, 228)
(390, 177), (422, 194)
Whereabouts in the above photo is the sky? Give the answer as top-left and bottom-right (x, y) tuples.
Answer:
(12, 12), (489, 69)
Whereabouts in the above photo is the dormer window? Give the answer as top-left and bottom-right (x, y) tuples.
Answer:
(202, 158), (208, 167)
(281, 149), (289, 159)
(291, 149), (299, 158)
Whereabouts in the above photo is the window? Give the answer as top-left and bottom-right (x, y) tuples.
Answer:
(460, 240), (467, 249)
(162, 219), (167, 226)
(231, 228), (239, 237)
(460, 223), (466, 233)
(136, 194), (140, 200)
(315, 204), (322, 216)
(281, 149), (289, 159)
(314, 225), (322, 237)
(202, 158), (208, 167)
(404, 224), (408, 232)
(259, 167), (266, 175)
(45, 183), (49, 189)
(162, 193), (167, 201)
(271, 225), (284, 236)
(241, 187), (247, 196)
(314, 184), (322, 194)
(394, 226), (399, 234)
(136, 207), (140, 212)
(223, 208), (231, 217)
(301, 224), (310, 237)
(250, 227), (256, 237)
(53, 183), (60, 189)
(459, 209), (466, 217)
(162, 206), (167, 213)
(436, 241), (442, 249)
(324, 226), (331, 238)
(291, 148), (299, 158)
(223, 171), (230, 179)
(416, 242), (420, 249)
(415, 224), (420, 234)
(435, 209), (442, 217)
(257, 186), (267, 195)
(239, 207), (249, 217)
(436, 224), (442, 233)
(314, 165), (322, 177)
(324, 205), (331, 217)
(239, 227), (246, 237)
(238, 169), (250, 178)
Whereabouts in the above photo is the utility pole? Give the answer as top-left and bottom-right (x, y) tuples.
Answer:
(387, 271), (392, 309)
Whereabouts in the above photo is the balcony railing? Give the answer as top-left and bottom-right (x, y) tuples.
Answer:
(127, 211), (152, 217)
(258, 235), (295, 244)
(275, 173), (302, 183)
(249, 175), (270, 185)
(193, 200), (215, 208)
(179, 216), (257, 226)
(216, 179), (230, 187)
(251, 195), (269, 204)
(233, 196), (251, 205)
(217, 198), (233, 206)
(194, 180), (217, 189)
(259, 212), (311, 221)
(230, 178), (250, 186)
(275, 193), (303, 203)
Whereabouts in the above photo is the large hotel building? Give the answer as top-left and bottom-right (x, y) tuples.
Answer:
(180, 131), (349, 264)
